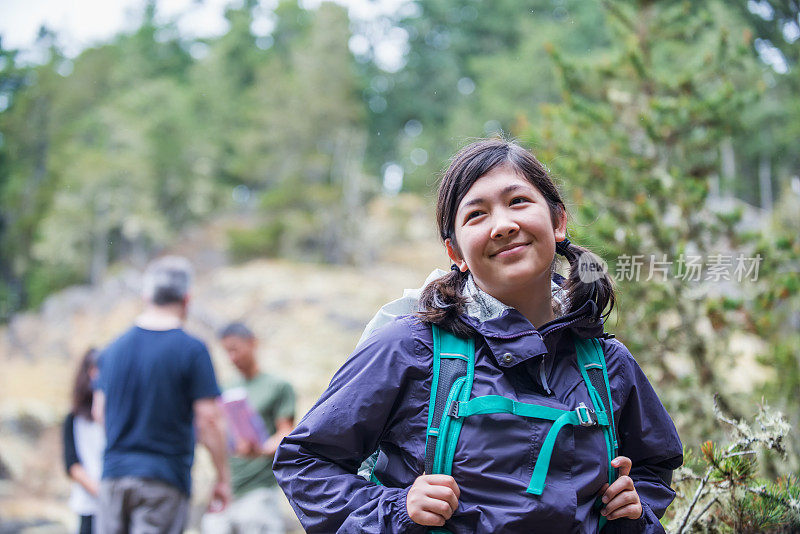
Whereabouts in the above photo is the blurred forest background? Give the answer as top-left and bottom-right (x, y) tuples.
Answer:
(1, 0), (799, 531)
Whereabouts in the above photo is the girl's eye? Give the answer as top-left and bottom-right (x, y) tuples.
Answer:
(466, 210), (483, 221)
(510, 197), (530, 205)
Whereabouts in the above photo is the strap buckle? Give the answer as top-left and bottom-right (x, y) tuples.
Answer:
(448, 400), (461, 418)
(575, 402), (597, 427)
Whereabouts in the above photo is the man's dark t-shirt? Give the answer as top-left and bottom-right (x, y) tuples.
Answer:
(97, 326), (220, 495)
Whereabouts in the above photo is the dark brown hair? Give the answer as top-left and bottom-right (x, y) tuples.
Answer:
(71, 348), (98, 419)
(417, 138), (615, 335)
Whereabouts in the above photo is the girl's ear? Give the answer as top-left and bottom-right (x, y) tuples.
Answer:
(554, 208), (568, 242)
(445, 238), (468, 272)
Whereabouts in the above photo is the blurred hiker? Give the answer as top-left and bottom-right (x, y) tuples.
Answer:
(274, 138), (683, 533)
(63, 347), (104, 534)
(201, 322), (295, 534)
(94, 256), (230, 533)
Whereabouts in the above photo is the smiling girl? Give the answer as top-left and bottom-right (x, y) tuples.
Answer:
(274, 138), (682, 533)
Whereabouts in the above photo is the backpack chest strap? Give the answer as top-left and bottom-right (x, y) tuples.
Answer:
(448, 395), (609, 495)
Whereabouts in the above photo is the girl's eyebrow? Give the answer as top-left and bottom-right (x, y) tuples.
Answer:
(461, 184), (529, 208)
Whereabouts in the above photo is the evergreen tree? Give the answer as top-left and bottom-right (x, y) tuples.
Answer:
(0, 30), (67, 312)
(363, 0), (610, 189)
(227, 1), (369, 263)
(529, 0), (798, 456)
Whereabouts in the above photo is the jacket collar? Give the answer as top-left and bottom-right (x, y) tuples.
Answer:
(460, 296), (604, 368)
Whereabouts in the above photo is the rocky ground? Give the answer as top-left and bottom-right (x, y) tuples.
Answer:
(0, 197), (447, 533)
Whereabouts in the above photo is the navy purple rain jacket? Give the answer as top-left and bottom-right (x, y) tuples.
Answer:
(273, 299), (683, 533)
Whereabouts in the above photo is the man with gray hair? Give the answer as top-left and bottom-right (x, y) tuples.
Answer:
(94, 256), (231, 533)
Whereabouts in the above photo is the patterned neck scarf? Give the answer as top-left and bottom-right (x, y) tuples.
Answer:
(463, 273), (569, 323)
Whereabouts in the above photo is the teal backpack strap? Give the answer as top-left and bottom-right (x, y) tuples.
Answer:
(423, 325), (474, 534)
(425, 325), (475, 475)
(366, 326), (475, 514)
(575, 336), (618, 530)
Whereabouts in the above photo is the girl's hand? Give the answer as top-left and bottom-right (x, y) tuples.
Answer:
(406, 474), (460, 526)
(598, 456), (643, 521)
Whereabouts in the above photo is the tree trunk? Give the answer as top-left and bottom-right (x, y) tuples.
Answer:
(90, 202), (108, 286)
(758, 154), (773, 212)
(720, 137), (735, 198)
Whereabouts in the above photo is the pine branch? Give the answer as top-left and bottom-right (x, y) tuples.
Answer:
(600, 0), (636, 33)
(745, 485), (800, 515)
(690, 496), (719, 532)
(675, 467), (713, 534)
(723, 450), (757, 459)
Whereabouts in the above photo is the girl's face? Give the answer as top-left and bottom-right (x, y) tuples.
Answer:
(446, 166), (566, 300)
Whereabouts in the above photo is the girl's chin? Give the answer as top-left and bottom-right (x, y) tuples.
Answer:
(478, 267), (552, 291)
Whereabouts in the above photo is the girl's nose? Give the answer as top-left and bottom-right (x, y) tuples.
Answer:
(492, 213), (519, 239)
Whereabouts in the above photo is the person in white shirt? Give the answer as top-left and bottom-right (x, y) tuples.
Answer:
(62, 348), (105, 534)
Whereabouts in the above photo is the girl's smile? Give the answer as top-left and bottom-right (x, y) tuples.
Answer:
(490, 242), (529, 258)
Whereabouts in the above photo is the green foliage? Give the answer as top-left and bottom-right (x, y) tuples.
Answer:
(0, 40), (65, 319)
(227, 222), (285, 262)
(364, 0), (612, 189)
(670, 403), (799, 533)
(745, 186), (800, 469)
(525, 0), (800, 454)
(24, 261), (84, 308)
(0, 0), (369, 315)
(0, 1), (797, 423)
(702, 440), (756, 483)
(725, 476), (800, 534)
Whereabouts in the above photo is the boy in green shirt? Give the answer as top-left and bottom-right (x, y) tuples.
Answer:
(202, 323), (295, 534)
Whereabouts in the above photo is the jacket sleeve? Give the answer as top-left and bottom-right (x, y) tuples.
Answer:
(602, 339), (684, 534)
(63, 413), (80, 473)
(273, 318), (429, 534)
